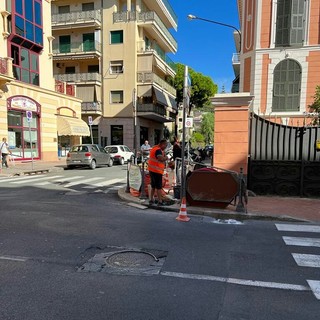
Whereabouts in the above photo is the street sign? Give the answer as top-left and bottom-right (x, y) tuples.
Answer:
(185, 117), (193, 128)
(88, 116), (93, 125)
(26, 110), (32, 122)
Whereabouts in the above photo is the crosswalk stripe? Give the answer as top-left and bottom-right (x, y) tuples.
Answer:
(53, 176), (84, 183)
(63, 177), (103, 188)
(88, 178), (125, 187)
(13, 175), (63, 185)
(276, 224), (320, 233)
(292, 253), (320, 268)
(283, 236), (320, 248)
(307, 280), (320, 300)
(0, 174), (50, 183)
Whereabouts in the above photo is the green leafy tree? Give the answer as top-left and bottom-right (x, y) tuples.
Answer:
(190, 131), (205, 148)
(201, 112), (214, 144)
(309, 85), (320, 125)
(173, 63), (218, 108)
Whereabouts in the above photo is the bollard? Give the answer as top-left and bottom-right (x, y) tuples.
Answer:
(125, 157), (131, 193)
(139, 159), (148, 199)
(236, 167), (246, 213)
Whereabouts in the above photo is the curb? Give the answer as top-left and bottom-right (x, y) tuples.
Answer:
(117, 188), (308, 223)
(0, 166), (65, 177)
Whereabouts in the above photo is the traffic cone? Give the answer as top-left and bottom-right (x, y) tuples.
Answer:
(176, 197), (190, 222)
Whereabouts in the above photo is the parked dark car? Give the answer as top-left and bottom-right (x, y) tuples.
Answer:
(66, 144), (113, 169)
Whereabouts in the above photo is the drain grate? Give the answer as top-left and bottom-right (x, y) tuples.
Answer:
(78, 248), (167, 276)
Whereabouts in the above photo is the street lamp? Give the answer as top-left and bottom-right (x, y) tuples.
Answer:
(187, 14), (241, 52)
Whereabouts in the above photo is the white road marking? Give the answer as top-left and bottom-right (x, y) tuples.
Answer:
(276, 224), (320, 233)
(307, 280), (320, 300)
(0, 174), (51, 183)
(63, 177), (103, 188)
(0, 255), (28, 262)
(88, 178), (125, 187)
(283, 236), (320, 248)
(127, 202), (148, 210)
(292, 253), (320, 268)
(161, 271), (309, 292)
(53, 176), (84, 183)
(13, 175), (63, 185)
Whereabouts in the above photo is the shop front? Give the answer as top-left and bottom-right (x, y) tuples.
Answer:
(7, 96), (41, 160)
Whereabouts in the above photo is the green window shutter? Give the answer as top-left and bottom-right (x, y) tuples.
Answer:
(83, 33), (95, 51)
(275, 0), (291, 47)
(59, 35), (71, 53)
(272, 59), (301, 112)
(290, 0), (305, 45)
(111, 30), (123, 44)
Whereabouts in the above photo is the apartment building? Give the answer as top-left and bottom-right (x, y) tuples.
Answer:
(0, 0), (88, 161)
(235, 0), (320, 126)
(51, 0), (178, 151)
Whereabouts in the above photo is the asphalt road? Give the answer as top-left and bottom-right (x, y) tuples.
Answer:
(0, 166), (320, 320)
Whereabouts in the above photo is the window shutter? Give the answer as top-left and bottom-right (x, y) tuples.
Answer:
(290, 0), (304, 45)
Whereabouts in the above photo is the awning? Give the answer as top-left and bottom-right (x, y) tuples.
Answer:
(76, 85), (95, 101)
(167, 94), (177, 110)
(57, 116), (90, 136)
(154, 87), (168, 106)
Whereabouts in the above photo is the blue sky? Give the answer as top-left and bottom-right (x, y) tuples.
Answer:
(168, 0), (239, 92)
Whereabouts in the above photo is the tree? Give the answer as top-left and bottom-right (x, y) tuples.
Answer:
(201, 112), (214, 144)
(173, 63), (218, 109)
(190, 131), (205, 148)
(309, 85), (320, 125)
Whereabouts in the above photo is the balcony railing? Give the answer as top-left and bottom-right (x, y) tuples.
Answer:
(113, 11), (177, 50)
(232, 53), (240, 64)
(81, 101), (102, 113)
(55, 80), (76, 96)
(53, 41), (101, 55)
(137, 41), (177, 73)
(54, 73), (102, 83)
(52, 9), (101, 25)
(137, 103), (166, 117)
(159, 0), (178, 25)
(137, 72), (176, 96)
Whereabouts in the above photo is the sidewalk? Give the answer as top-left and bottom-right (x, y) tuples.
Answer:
(1, 159), (320, 223)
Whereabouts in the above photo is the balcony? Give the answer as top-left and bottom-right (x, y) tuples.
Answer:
(55, 80), (76, 96)
(113, 11), (177, 53)
(137, 72), (176, 96)
(51, 9), (102, 30)
(137, 100), (173, 123)
(143, 0), (178, 30)
(232, 53), (240, 76)
(81, 101), (102, 115)
(54, 72), (102, 85)
(137, 40), (177, 76)
(0, 57), (14, 86)
(52, 41), (101, 60)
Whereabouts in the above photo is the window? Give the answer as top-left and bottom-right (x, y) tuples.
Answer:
(272, 59), (301, 112)
(11, 43), (39, 85)
(59, 35), (71, 53)
(88, 65), (99, 73)
(58, 5), (70, 14)
(110, 30), (123, 44)
(82, 2), (94, 11)
(83, 33), (95, 51)
(65, 66), (75, 74)
(110, 91), (124, 104)
(275, 0), (305, 47)
(110, 60), (123, 74)
(111, 125), (123, 145)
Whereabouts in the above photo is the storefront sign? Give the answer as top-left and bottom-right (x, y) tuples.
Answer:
(9, 97), (38, 112)
(129, 164), (142, 191)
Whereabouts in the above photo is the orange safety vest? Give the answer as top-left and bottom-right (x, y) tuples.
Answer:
(148, 146), (165, 174)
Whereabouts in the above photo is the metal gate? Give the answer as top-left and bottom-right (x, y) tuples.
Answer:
(248, 113), (320, 197)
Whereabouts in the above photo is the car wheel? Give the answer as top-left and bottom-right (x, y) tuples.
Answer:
(66, 165), (73, 170)
(119, 157), (125, 165)
(108, 158), (113, 167)
(89, 159), (96, 170)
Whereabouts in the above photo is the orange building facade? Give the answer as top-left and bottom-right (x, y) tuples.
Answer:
(238, 0), (320, 126)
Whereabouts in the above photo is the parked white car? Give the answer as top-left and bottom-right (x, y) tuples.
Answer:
(104, 145), (134, 165)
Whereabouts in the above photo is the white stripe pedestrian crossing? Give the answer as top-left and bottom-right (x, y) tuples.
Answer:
(63, 177), (105, 188)
(276, 224), (320, 233)
(0, 174), (52, 183)
(13, 175), (63, 185)
(83, 178), (125, 188)
(292, 254), (320, 268)
(53, 176), (84, 183)
(283, 236), (320, 248)
(276, 223), (320, 300)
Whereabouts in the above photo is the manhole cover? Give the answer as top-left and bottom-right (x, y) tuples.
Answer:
(78, 247), (167, 276)
(106, 251), (158, 268)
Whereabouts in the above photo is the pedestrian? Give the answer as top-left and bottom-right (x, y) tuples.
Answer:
(148, 139), (169, 206)
(0, 137), (12, 168)
(172, 136), (182, 160)
(141, 140), (151, 156)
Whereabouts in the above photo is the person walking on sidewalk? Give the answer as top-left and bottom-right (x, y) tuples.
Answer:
(0, 137), (12, 168)
(148, 139), (169, 206)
